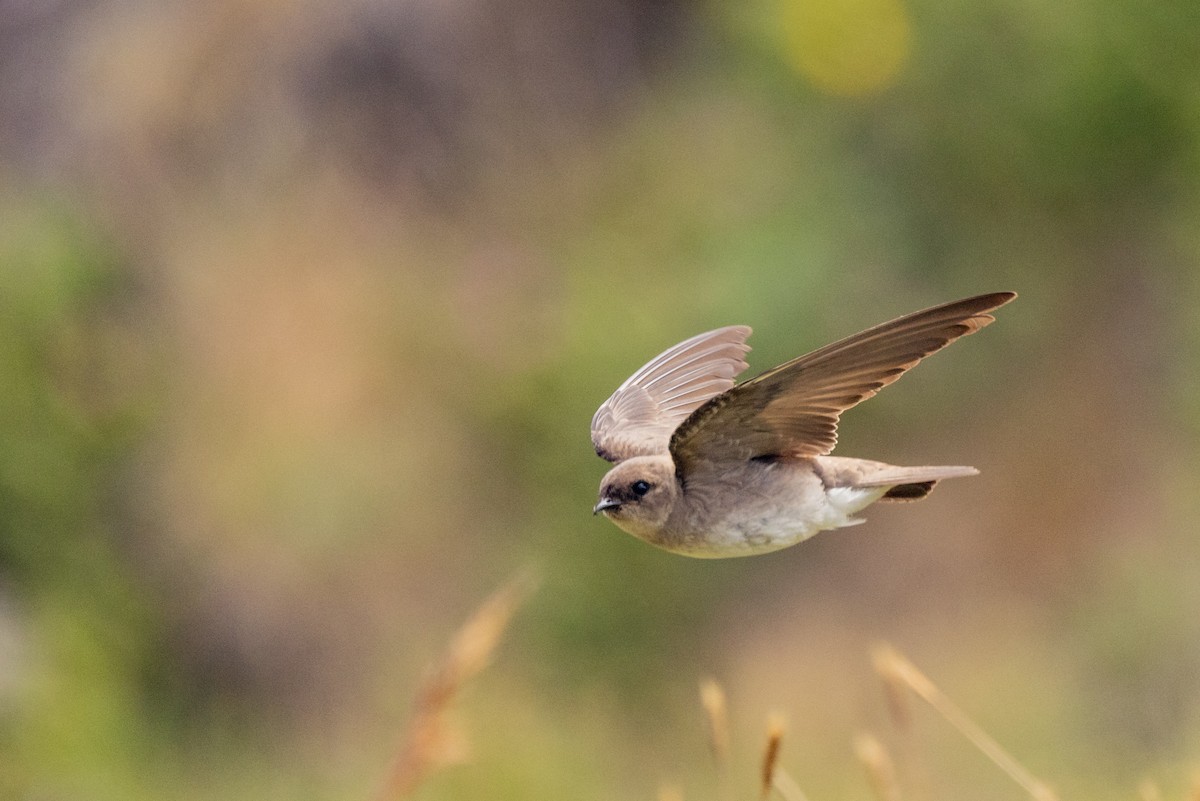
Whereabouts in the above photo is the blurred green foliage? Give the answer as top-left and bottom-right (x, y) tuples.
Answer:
(0, 205), (163, 798)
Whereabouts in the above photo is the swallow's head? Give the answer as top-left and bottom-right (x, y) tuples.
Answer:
(594, 456), (678, 539)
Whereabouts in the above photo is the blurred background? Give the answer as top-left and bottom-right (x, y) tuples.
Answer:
(2, 0), (1200, 798)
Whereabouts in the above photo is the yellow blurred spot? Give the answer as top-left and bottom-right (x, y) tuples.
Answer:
(780, 0), (912, 96)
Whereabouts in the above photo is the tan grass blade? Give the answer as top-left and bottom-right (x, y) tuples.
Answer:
(699, 678), (732, 801)
(772, 768), (812, 801)
(699, 679), (731, 767)
(871, 644), (1058, 801)
(1136, 778), (1162, 801)
(872, 647), (914, 731)
(760, 713), (787, 799)
(854, 733), (903, 801)
(375, 568), (539, 801)
(872, 646), (928, 801)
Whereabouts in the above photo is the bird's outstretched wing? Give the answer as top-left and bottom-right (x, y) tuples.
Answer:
(669, 292), (1016, 478)
(591, 326), (752, 462)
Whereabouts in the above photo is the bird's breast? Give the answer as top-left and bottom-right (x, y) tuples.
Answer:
(659, 460), (837, 557)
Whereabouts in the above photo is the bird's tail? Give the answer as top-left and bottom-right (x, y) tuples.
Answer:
(813, 457), (978, 503)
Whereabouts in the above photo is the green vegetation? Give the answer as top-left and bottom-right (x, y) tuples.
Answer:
(2, 0), (1200, 797)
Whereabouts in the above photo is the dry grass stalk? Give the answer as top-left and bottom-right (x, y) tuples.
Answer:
(772, 767), (813, 801)
(871, 645), (929, 801)
(1189, 770), (1200, 801)
(760, 713), (787, 799)
(872, 647), (914, 731)
(375, 569), (539, 801)
(854, 733), (903, 801)
(699, 678), (732, 801)
(699, 679), (731, 767)
(871, 643), (1058, 801)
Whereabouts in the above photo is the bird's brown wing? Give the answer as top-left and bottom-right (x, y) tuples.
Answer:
(669, 292), (1016, 477)
(591, 326), (752, 462)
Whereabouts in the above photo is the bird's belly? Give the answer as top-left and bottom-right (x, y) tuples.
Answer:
(666, 464), (888, 558)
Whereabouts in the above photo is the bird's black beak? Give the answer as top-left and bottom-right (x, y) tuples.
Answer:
(593, 497), (621, 515)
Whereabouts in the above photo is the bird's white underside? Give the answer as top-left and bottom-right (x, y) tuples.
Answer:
(661, 484), (889, 558)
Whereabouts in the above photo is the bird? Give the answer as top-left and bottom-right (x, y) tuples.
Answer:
(590, 292), (1016, 558)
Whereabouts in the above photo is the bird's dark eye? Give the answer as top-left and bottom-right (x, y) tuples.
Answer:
(631, 480), (651, 497)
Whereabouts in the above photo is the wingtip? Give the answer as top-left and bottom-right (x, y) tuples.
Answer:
(945, 465), (980, 478)
(975, 290), (1018, 308)
(711, 324), (753, 344)
(960, 292), (1017, 333)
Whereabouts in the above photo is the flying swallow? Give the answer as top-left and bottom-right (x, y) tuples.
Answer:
(591, 292), (1016, 557)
